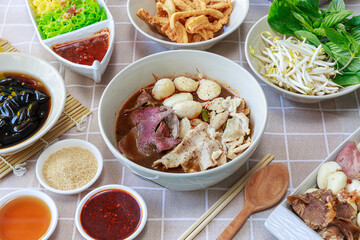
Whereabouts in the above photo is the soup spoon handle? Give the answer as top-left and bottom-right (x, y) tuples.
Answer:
(217, 204), (254, 240)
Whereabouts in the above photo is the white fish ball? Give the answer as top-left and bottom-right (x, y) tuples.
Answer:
(163, 93), (193, 108)
(152, 78), (175, 100)
(348, 200), (358, 212)
(357, 212), (360, 227)
(317, 162), (342, 189)
(346, 179), (360, 193)
(304, 188), (319, 194)
(197, 79), (221, 101)
(173, 100), (202, 119)
(326, 171), (347, 195)
(174, 77), (199, 92)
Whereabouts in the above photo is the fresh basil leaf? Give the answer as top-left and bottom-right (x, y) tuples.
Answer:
(336, 23), (346, 32)
(268, 0), (305, 34)
(325, 28), (350, 50)
(350, 16), (360, 26)
(292, 11), (314, 31)
(295, 0), (322, 20)
(321, 10), (355, 28)
(343, 31), (360, 52)
(322, 42), (336, 59)
(295, 30), (321, 46)
(328, 0), (345, 13)
(333, 73), (360, 86)
(327, 42), (360, 72)
(351, 26), (360, 43)
(313, 27), (326, 36)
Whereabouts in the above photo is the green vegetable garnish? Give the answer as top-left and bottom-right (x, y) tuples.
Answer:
(36, 0), (107, 39)
(268, 0), (360, 86)
(201, 109), (209, 122)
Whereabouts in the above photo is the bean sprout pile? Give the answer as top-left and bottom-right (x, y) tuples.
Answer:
(251, 32), (341, 96)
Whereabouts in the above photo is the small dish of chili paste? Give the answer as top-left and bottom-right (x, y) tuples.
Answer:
(75, 184), (147, 240)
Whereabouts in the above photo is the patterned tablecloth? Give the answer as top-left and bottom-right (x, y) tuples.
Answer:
(1, 0), (360, 239)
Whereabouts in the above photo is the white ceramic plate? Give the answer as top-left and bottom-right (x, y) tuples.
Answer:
(127, 0), (249, 50)
(265, 126), (360, 240)
(245, 15), (360, 103)
(25, 0), (115, 82)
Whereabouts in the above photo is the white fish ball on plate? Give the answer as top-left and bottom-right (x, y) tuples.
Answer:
(163, 93), (193, 108)
(174, 77), (199, 92)
(197, 79), (221, 101)
(304, 188), (319, 194)
(326, 171), (347, 195)
(357, 212), (360, 227)
(173, 100), (202, 119)
(346, 179), (360, 193)
(317, 162), (342, 189)
(152, 78), (175, 100)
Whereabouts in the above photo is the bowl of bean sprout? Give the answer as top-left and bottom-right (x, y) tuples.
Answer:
(245, 15), (360, 103)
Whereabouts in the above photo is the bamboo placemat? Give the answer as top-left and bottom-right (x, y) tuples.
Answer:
(0, 39), (92, 179)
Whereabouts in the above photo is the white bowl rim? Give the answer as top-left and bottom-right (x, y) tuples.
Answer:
(126, 0), (249, 47)
(75, 184), (148, 240)
(98, 49), (268, 177)
(245, 15), (360, 100)
(0, 189), (58, 240)
(35, 139), (103, 195)
(0, 52), (66, 154)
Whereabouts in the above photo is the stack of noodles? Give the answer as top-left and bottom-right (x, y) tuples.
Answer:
(30, 0), (107, 39)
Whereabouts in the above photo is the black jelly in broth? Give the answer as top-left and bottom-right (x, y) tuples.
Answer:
(0, 73), (51, 148)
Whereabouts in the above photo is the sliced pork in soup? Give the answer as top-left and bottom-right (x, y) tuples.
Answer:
(116, 74), (252, 173)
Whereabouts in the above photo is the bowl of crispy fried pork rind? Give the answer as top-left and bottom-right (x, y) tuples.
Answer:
(266, 127), (360, 240)
(127, 0), (249, 50)
(98, 50), (267, 191)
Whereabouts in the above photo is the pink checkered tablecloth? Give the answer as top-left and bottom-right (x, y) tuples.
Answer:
(0, 0), (359, 239)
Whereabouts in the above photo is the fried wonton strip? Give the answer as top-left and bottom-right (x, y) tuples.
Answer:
(218, 0), (232, 25)
(161, 23), (179, 42)
(207, 2), (229, 10)
(193, 0), (207, 10)
(191, 33), (204, 42)
(163, 0), (176, 15)
(170, 9), (224, 29)
(152, 16), (169, 26)
(185, 15), (211, 33)
(136, 8), (154, 23)
(174, 21), (188, 43)
(173, 0), (193, 11)
(198, 29), (213, 40)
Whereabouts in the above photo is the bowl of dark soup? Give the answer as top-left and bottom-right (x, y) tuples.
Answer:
(99, 50), (267, 191)
(0, 53), (66, 155)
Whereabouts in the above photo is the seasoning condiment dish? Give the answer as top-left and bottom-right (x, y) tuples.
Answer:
(0, 189), (58, 239)
(245, 15), (360, 103)
(36, 139), (103, 195)
(127, 0), (249, 50)
(0, 53), (66, 155)
(25, 0), (115, 82)
(98, 50), (268, 191)
(265, 127), (360, 240)
(75, 184), (148, 240)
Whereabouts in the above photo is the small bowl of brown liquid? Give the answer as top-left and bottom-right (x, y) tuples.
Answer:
(0, 189), (58, 240)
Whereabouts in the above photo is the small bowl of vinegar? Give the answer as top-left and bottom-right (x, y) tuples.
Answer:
(0, 189), (58, 240)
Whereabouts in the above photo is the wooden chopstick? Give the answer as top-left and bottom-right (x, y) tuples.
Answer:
(178, 154), (275, 240)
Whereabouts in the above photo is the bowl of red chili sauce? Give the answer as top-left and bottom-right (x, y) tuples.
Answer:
(75, 184), (147, 240)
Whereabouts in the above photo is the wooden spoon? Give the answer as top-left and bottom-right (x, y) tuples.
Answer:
(217, 163), (289, 240)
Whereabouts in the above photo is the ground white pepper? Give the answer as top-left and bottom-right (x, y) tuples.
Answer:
(42, 146), (98, 191)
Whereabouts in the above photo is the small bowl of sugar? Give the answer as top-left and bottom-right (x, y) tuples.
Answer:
(36, 139), (103, 195)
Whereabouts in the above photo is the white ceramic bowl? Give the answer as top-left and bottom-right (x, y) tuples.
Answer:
(0, 189), (58, 239)
(75, 184), (147, 240)
(127, 0), (249, 50)
(98, 50), (268, 191)
(245, 15), (360, 103)
(36, 139), (103, 195)
(0, 53), (66, 155)
(265, 126), (360, 240)
(25, 0), (115, 82)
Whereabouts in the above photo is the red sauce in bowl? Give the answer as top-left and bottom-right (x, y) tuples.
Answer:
(51, 29), (109, 66)
(80, 189), (142, 240)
